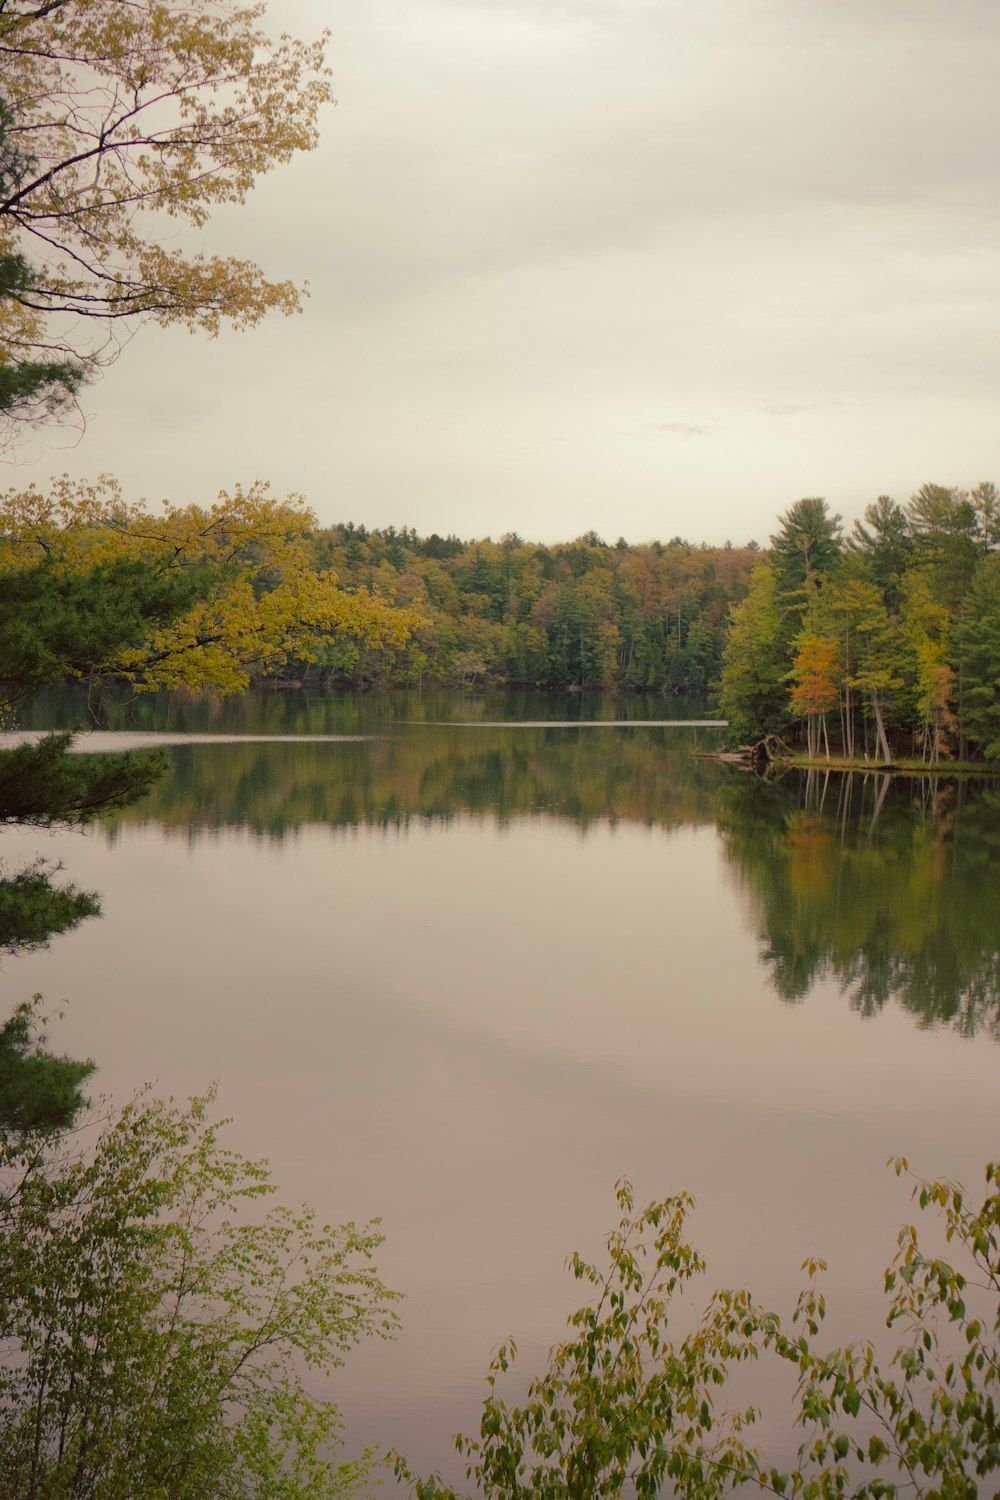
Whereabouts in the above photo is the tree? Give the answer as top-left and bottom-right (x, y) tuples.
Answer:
(0, 859), (98, 952)
(957, 553), (1000, 760)
(0, 484), (411, 1133)
(716, 565), (790, 741)
(0, 1087), (398, 1499)
(900, 572), (955, 764)
(906, 484), (984, 615)
(399, 1162), (1000, 1500)
(0, 0), (332, 402)
(769, 498), (843, 630)
(846, 495), (914, 613)
(0, 478), (413, 696)
(970, 481), (1000, 552)
(0, 249), (80, 420)
(0, 97), (84, 426)
(0, 999), (94, 1135)
(787, 633), (840, 759)
(395, 1180), (773, 1500)
(0, 555), (208, 707)
(0, 728), (168, 827)
(843, 581), (903, 766)
(0, 728), (160, 1132)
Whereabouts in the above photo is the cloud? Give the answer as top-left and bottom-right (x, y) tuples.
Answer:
(13, 0), (1000, 547)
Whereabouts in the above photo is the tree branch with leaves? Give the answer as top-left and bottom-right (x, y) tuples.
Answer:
(0, 0), (332, 406)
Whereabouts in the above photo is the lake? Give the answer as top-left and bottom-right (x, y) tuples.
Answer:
(4, 687), (999, 1477)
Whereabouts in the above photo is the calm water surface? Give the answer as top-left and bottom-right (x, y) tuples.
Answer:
(5, 688), (999, 1474)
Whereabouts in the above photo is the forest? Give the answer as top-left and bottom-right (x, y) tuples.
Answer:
(5, 479), (1000, 768)
(296, 486), (1000, 770)
(290, 523), (761, 695)
(717, 487), (1000, 765)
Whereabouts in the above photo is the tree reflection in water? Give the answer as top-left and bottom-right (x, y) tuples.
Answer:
(718, 768), (1000, 1037)
(24, 682), (1000, 1042)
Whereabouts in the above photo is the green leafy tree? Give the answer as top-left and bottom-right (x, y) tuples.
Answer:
(970, 481), (1000, 551)
(900, 572), (955, 764)
(0, 254), (81, 420)
(0, 860), (98, 953)
(844, 581), (903, 766)
(957, 553), (1000, 760)
(395, 1180), (775, 1500)
(717, 565), (790, 741)
(0, 557), (209, 708)
(400, 1161), (1000, 1500)
(0, 759), (130, 1133)
(0, 731), (168, 828)
(0, 546), (217, 1135)
(0, 1088), (399, 1499)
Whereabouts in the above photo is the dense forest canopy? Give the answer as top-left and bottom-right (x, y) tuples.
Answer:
(290, 523), (761, 695)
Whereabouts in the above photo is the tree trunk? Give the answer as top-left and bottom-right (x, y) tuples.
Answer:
(870, 688), (893, 766)
(843, 629), (854, 758)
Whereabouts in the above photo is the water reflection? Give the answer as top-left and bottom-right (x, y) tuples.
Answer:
(98, 730), (724, 838)
(17, 687), (1000, 1037)
(6, 689), (1000, 1476)
(19, 683), (714, 734)
(718, 770), (1000, 1038)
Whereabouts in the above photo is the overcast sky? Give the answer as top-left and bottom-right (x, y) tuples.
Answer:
(11, 0), (1000, 545)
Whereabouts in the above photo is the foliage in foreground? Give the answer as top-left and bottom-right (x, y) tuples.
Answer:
(0, 1089), (399, 1500)
(399, 1164), (1000, 1500)
(0, 0), (332, 395)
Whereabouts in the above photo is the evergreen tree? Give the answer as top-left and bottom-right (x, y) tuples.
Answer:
(769, 497), (843, 628)
(957, 554), (1000, 759)
(906, 483), (984, 614)
(846, 494), (914, 611)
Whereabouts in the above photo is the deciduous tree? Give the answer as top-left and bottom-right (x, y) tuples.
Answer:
(788, 633), (840, 759)
(0, 1087), (399, 1498)
(0, 477), (413, 695)
(717, 565), (789, 741)
(0, 0), (332, 407)
(399, 1161), (1000, 1500)
(957, 553), (1000, 759)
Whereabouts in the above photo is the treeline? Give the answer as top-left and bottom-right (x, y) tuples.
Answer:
(6, 478), (999, 762)
(286, 526), (760, 694)
(717, 483), (1000, 763)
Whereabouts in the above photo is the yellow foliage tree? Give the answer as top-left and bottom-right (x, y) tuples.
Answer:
(0, 476), (414, 694)
(901, 571), (955, 763)
(0, 0), (332, 385)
